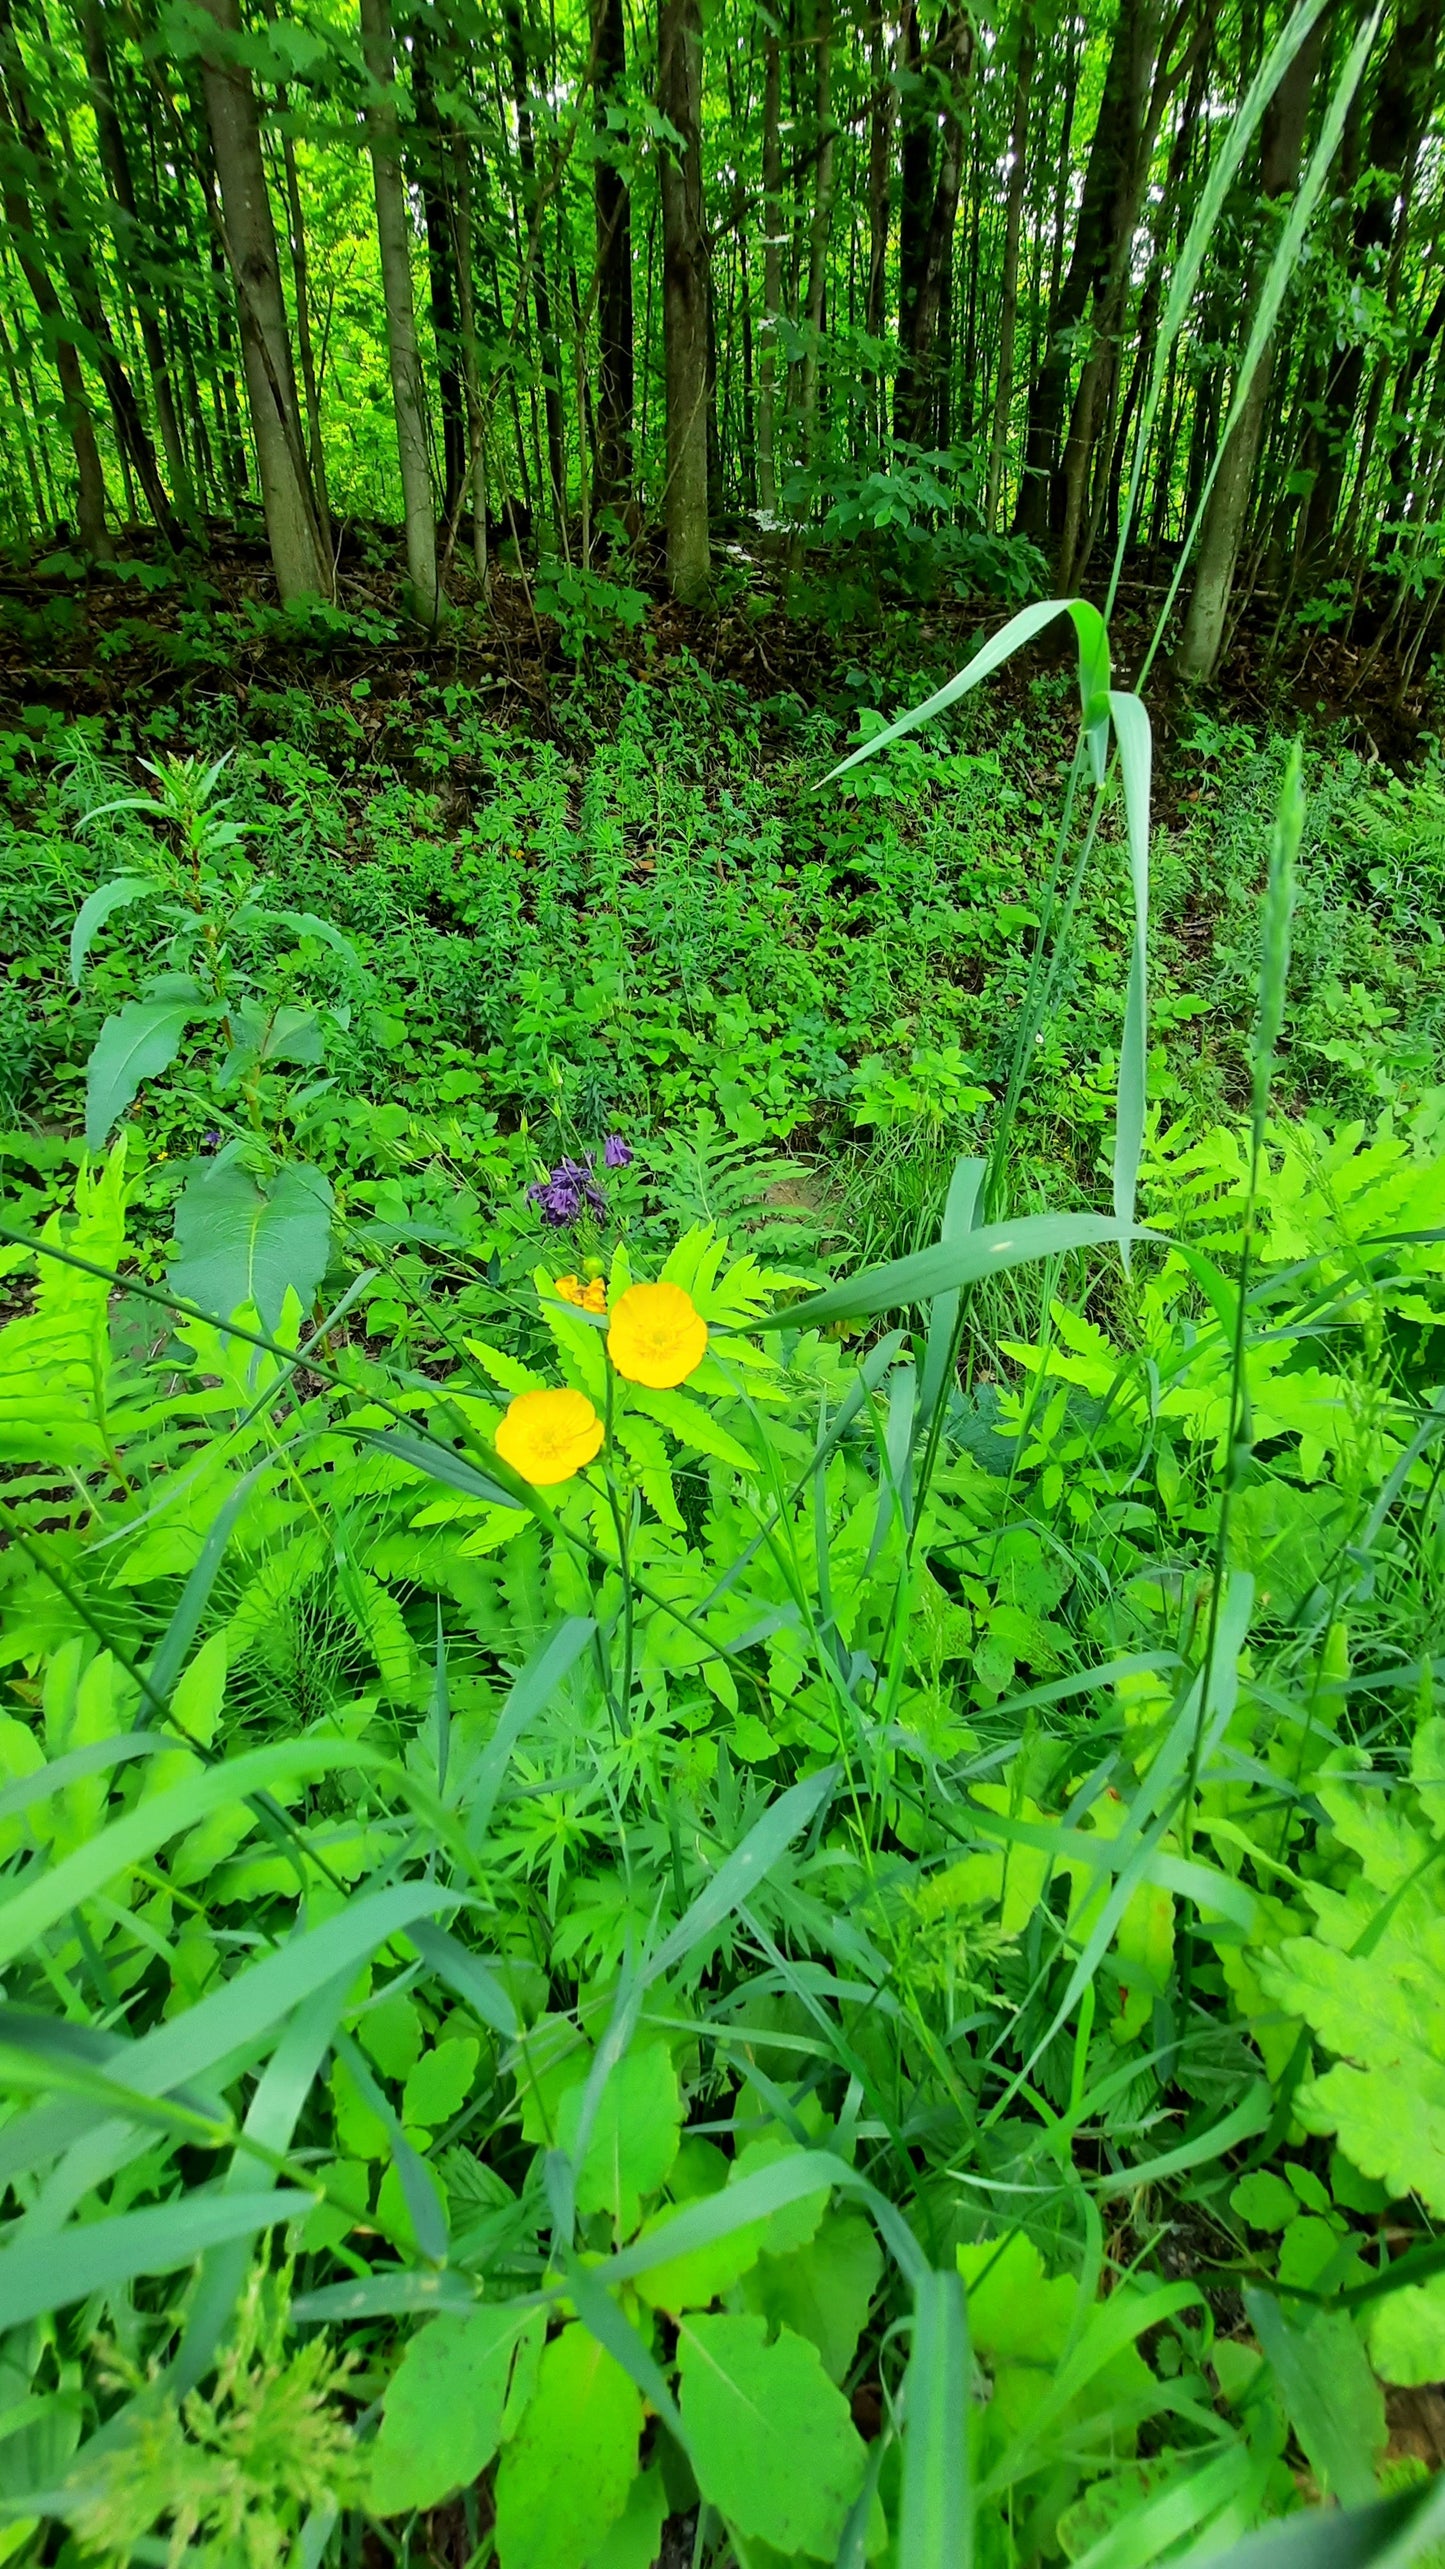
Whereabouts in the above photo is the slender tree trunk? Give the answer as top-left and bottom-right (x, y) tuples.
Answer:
(505, 0), (566, 535)
(1298, 0), (1440, 569)
(453, 145), (489, 579)
(592, 0), (634, 516)
(0, 0), (176, 539)
(864, 4), (893, 443)
(0, 83), (112, 554)
(1177, 24), (1320, 681)
(757, 13), (782, 511)
(985, 0), (1033, 531)
(194, 0), (327, 597)
(797, 0), (835, 460)
(1014, 0), (1152, 542)
(658, 0), (710, 598)
(360, 0), (441, 625)
(412, 25), (468, 522)
(77, 0), (193, 521)
(894, 4), (971, 449)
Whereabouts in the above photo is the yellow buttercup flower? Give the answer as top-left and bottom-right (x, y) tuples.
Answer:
(555, 1274), (607, 1313)
(494, 1386), (603, 1486)
(607, 1281), (708, 1388)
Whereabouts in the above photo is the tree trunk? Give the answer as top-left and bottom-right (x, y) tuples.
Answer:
(985, 0), (1033, 531)
(658, 0), (710, 598)
(452, 144), (490, 579)
(864, 2), (894, 442)
(894, 4), (971, 449)
(1176, 23), (1320, 682)
(757, 12), (782, 512)
(505, 0), (567, 535)
(360, 0), (441, 625)
(1298, 0), (1440, 569)
(77, 0), (194, 521)
(1013, 0), (1153, 542)
(194, 0), (327, 598)
(0, 0), (176, 539)
(412, 25), (468, 522)
(797, 0), (835, 459)
(0, 75), (112, 555)
(592, 0), (634, 516)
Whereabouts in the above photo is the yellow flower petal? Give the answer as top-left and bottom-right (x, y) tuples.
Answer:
(606, 1281), (708, 1388)
(494, 1386), (604, 1486)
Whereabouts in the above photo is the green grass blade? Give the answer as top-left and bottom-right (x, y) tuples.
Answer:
(823, 597), (1111, 786)
(0, 1738), (390, 1973)
(918, 1154), (985, 1431)
(756, 1214), (1143, 1330)
(0, 2192), (312, 2332)
(898, 2268), (971, 2569)
(464, 1615), (596, 1851)
(644, 1764), (839, 1984)
(1107, 690), (1153, 1246)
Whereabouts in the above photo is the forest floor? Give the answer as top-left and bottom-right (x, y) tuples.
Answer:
(1, 521), (1437, 787)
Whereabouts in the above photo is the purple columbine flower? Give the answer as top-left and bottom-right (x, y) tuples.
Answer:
(528, 1151), (606, 1226)
(602, 1133), (632, 1169)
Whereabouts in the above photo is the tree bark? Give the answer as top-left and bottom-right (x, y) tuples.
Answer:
(0, 0), (176, 538)
(985, 0), (1033, 531)
(1298, 0), (1441, 569)
(592, 0), (634, 515)
(194, 0), (327, 598)
(1176, 22), (1320, 682)
(1013, 0), (1156, 542)
(360, 0), (441, 625)
(77, 0), (194, 521)
(797, 0), (835, 459)
(504, 0), (567, 535)
(0, 70), (112, 554)
(658, 0), (710, 598)
(412, 23), (468, 522)
(757, 12), (782, 512)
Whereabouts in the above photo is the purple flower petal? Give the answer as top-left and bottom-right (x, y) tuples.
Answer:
(603, 1134), (632, 1169)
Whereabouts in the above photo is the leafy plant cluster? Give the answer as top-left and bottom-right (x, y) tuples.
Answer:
(0, 600), (1444, 2569)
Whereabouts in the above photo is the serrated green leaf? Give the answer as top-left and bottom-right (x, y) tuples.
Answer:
(677, 2312), (869, 2558)
(555, 2040), (682, 2233)
(493, 2322), (642, 2569)
(85, 997), (195, 1147)
(370, 2305), (541, 2516)
(740, 2207), (882, 2383)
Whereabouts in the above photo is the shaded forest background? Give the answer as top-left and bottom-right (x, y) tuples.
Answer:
(0, 0), (1441, 699)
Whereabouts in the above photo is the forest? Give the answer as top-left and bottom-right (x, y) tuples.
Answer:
(1, 0), (1445, 2562)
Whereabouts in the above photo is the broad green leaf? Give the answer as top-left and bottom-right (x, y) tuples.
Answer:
(0, 2191), (310, 2331)
(899, 2269), (971, 2569)
(1365, 2274), (1445, 2389)
(584, 2466), (667, 2569)
(677, 2312), (869, 2558)
(1246, 2292), (1384, 2510)
(822, 597), (1110, 786)
(493, 2321), (642, 2569)
(370, 2306), (541, 2516)
(68, 875), (153, 985)
(170, 1150), (333, 1332)
(85, 997), (195, 1147)
(555, 2040), (682, 2234)
(741, 2208), (882, 2384)
(1196, 2478), (1445, 2569)
(754, 1215), (1140, 1331)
